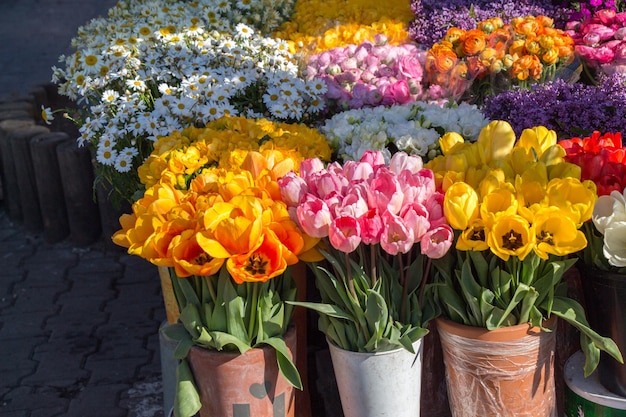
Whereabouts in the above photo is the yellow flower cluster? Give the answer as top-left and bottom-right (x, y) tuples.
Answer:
(425, 15), (575, 96)
(114, 116), (330, 281)
(138, 116), (332, 189)
(426, 121), (597, 261)
(273, 0), (413, 53)
(114, 149), (323, 282)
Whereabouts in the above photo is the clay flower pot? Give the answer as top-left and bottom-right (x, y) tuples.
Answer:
(187, 326), (297, 417)
(436, 316), (558, 417)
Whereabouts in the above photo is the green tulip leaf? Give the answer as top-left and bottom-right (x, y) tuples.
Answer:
(262, 337), (303, 390)
(174, 360), (202, 417)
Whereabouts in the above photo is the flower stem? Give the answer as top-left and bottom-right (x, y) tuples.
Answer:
(400, 254), (408, 321)
(346, 252), (357, 300)
(419, 258), (432, 306)
(370, 245), (377, 287)
(247, 282), (259, 341)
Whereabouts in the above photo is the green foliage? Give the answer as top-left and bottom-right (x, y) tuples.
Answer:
(431, 249), (623, 375)
(162, 266), (301, 417)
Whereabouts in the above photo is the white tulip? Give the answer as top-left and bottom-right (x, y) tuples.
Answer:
(603, 221), (626, 267)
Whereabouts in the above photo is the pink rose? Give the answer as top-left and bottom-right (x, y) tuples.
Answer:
(296, 195), (332, 238)
(329, 215), (362, 253)
(420, 225), (454, 259)
(380, 211), (414, 255)
(596, 9), (617, 26)
(383, 80), (412, 105)
(396, 55), (424, 80)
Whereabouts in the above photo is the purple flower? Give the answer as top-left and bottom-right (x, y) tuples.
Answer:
(481, 73), (626, 137)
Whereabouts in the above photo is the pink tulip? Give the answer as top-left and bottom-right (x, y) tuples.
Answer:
(389, 151), (423, 175)
(380, 212), (414, 255)
(299, 158), (325, 183)
(339, 186), (369, 219)
(359, 208), (383, 245)
(278, 172), (308, 207)
(420, 225), (454, 259)
(316, 171), (347, 199)
(398, 169), (436, 205)
(343, 160), (374, 182)
(329, 215), (362, 253)
(296, 195), (332, 238)
(399, 202), (431, 241)
(360, 150), (386, 168)
(424, 193), (447, 228)
(368, 168), (404, 215)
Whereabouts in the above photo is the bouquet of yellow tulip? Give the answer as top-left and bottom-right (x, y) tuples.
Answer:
(425, 120), (623, 376)
(424, 15), (578, 103)
(113, 116), (331, 417)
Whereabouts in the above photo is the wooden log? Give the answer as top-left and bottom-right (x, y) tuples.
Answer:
(56, 140), (101, 246)
(0, 109), (32, 123)
(30, 132), (72, 243)
(0, 119), (35, 220)
(9, 125), (50, 231)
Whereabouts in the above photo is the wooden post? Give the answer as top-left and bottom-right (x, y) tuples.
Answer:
(30, 132), (72, 243)
(0, 119), (34, 220)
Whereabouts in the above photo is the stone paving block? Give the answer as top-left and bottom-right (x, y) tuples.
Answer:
(9, 283), (67, 313)
(119, 377), (165, 417)
(69, 255), (124, 275)
(1, 363), (37, 387)
(85, 356), (148, 385)
(26, 246), (78, 266)
(35, 332), (98, 356)
(66, 271), (116, 296)
(22, 351), (90, 385)
(96, 334), (150, 360)
(22, 266), (69, 287)
(0, 312), (49, 340)
(2, 385), (70, 414)
(55, 294), (109, 316)
(0, 337), (44, 371)
(65, 384), (129, 417)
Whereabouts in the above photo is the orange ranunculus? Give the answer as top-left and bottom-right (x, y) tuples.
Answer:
(509, 39), (526, 58)
(170, 229), (225, 277)
(514, 17), (540, 37)
(535, 15), (554, 28)
(227, 229), (287, 283)
(538, 35), (555, 50)
(427, 43), (459, 74)
(488, 28), (513, 52)
(467, 56), (488, 79)
(525, 38), (541, 55)
(444, 27), (466, 44)
(542, 48), (559, 65)
(462, 29), (487, 56)
(479, 47), (498, 66)
(512, 55), (542, 81)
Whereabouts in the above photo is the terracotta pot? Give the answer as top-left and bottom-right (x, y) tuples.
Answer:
(437, 316), (558, 417)
(187, 326), (297, 417)
(580, 267), (626, 397)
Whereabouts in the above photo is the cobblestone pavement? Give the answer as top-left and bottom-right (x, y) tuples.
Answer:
(0, 2), (170, 416)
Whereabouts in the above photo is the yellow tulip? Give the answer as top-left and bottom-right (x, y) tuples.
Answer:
(170, 230), (225, 277)
(515, 177), (548, 223)
(539, 144), (565, 166)
(476, 120), (516, 165)
(547, 161), (581, 181)
(480, 188), (519, 228)
(546, 177), (597, 226)
(444, 182), (479, 230)
(227, 230), (287, 284)
(517, 126), (557, 158)
(478, 169), (507, 198)
(487, 214), (535, 261)
(533, 207), (588, 259)
(456, 218), (490, 251)
(439, 131), (465, 155)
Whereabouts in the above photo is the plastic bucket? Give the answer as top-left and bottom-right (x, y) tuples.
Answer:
(564, 351), (626, 416)
(327, 338), (423, 417)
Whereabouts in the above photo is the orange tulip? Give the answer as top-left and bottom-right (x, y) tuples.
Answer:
(227, 230), (288, 283)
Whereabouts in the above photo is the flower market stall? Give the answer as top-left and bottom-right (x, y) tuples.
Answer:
(24, 0), (626, 415)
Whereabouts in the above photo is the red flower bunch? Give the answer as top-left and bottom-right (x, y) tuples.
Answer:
(560, 131), (626, 195)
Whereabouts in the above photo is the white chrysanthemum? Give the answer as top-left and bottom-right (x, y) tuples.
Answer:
(235, 23), (254, 38)
(82, 48), (101, 74)
(101, 89), (120, 104)
(114, 152), (134, 173)
(125, 77), (147, 92)
(96, 145), (117, 166)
